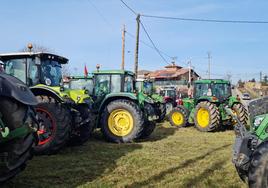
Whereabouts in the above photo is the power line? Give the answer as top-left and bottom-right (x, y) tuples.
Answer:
(119, 0), (137, 15)
(141, 14), (268, 24)
(125, 31), (173, 59)
(139, 21), (170, 65)
(87, 0), (115, 28)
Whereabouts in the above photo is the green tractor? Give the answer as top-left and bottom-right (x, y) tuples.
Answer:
(0, 72), (38, 182)
(0, 51), (94, 154)
(228, 97), (268, 188)
(88, 70), (161, 142)
(135, 78), (166, 122)
(169, 79), (248, 131)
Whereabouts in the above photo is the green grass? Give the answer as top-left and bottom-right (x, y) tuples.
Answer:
(6, 123), (246, 188)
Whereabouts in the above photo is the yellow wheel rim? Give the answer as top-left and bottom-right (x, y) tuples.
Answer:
(108, 109), (134, 137)
(171, 111), (184, 126)
(197, 108), (210, 128)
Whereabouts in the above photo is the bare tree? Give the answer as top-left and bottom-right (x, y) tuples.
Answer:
(20, 43), (54, 53)
(20, 43), (71, 76)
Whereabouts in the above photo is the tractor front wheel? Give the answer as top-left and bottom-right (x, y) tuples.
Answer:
(100, 99), (144, 143)
(194, 101), (220, 132)
(168, 106), (188, 128)
(248, 142), (268, 188)
(232, 103), (248, 127)
(34, 96), (71, 155)
(69, 105), (95, 145)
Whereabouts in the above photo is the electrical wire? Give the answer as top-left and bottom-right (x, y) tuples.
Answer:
(141, 14), (268, 24)
(119, 0), (137, 15)
(139, 21), (170, 65)
(125, 31), (173, 59)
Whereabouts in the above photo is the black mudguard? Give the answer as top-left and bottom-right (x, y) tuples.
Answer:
(0, 73), (37, 106)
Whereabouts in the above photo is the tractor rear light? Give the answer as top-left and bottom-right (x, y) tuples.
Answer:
(212, 96), (218, 101)
(178, 99), (183, 105)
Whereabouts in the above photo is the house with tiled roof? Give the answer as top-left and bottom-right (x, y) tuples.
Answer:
(138, 63), (200, 94)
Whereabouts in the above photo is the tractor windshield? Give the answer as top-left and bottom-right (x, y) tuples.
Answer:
(166, 90), (176, 97)
(143, 81), (154, 95)
(211, 83), (231, 99)
(194, 83), (231, 99)
(40, 60), (62, 86)
(69, 78), (94, 94)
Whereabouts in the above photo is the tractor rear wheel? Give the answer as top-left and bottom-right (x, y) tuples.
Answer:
(232, 103), (248, 127)
(34, 96), (71, 155)
(194, 101), (220, 132)
(168, 106), (188, 128)
(0, 97), (37, 183)
(138, 121), (156, 139)
(100, 99), (144, 143)
(248, 142), (268, 188)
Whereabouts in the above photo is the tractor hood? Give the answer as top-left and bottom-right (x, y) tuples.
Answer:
(0, 73), (37, 106)
(150, 94), (164, 103)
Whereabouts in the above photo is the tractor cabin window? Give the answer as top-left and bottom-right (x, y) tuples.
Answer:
(5, 58), (27, 83)
(95, 74), (110, 96)
(124, 75), (134, 92)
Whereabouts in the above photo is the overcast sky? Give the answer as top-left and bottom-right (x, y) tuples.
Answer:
(0, 0), (268, 82)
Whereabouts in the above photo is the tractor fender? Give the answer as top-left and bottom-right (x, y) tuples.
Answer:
(228, 96), (241, 107)
(30, 86), (64, 103)
(0, 73), (37, 106)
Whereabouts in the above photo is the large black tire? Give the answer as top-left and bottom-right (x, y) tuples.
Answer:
(166, 102), (173, 115)
(100, 99), (144, 143)
(68, 105), (95, 145)
(248, 142), (268, 188)
(194, 101), (220, 132)
(0, 97), (37, 183)
(156, 103), (166, 123)
(33, 96), (71, 155)
(168, 106), (188, 128)
(138, 121), (156, 139)
(232, 103), (248, 127)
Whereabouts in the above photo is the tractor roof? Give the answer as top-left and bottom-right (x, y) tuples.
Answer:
(68, 75), (93, 79)
(93, 70), (134, 76)
(0, 52), (68, 64)
(194, 79), (230, 84)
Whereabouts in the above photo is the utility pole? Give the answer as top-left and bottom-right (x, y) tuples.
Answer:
(207, 52), (211, 79)
(188, 60), (192, 85)
(260, 71), (263, 82)
(121, 24), (126, 70)
(134, 14), (140, 78)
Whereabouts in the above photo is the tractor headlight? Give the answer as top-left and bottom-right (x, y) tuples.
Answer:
(253, 116), (265, 129)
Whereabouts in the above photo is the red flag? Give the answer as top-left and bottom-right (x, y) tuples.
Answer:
(84, 65), (88, 77)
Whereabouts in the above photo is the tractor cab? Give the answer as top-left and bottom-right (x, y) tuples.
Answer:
(66, 75), (94, 95)
(193, 79), (232, 103)
(92, 70), (135, 97)
(0, 52), (67, 87)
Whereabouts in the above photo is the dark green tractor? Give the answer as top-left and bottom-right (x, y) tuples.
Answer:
(228, 97), (268, 188)
(0, 72), (38, 182)
(169, 79), (248, 131)
(89, 70), (160, 142)
(0, 51), (94, 154)
(135, 78), (166, 122)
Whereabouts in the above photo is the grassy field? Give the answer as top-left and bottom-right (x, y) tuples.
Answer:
(5, 123), (246, 188)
